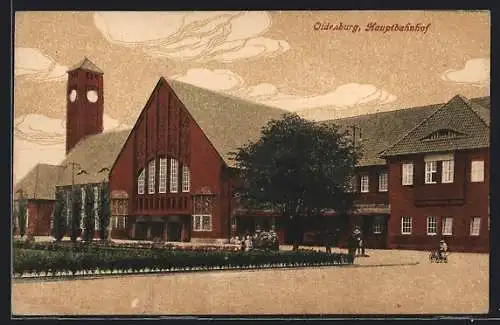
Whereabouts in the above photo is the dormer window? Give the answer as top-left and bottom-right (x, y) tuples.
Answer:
(421, 129), (466, 141)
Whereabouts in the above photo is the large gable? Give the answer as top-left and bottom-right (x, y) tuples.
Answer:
(380, 95), (490, 158)
(14, 164), (63, 200)
(57, 130), (130, 186)
(164, 78), (288, 167)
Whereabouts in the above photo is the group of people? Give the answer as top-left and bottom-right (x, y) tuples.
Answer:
(229, 228), (279, 252)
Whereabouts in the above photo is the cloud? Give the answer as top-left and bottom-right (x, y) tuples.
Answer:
(93, 11), (290, 62)
(15, 47), (68, 82)
(441, 58), (490, 87)
(172, 68), (397, 118)
(14, 113), (130, 145)
(171, 68), (244, 92)
(13, 113), (131, 182)
(259, 83), (397, 112)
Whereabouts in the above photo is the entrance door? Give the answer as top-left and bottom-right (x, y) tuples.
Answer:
(151, 222), (165, 240)
(135, 222), (148, 240)
(167, 222), (182, 242)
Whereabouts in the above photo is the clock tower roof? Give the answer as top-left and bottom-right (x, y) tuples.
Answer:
(67, 57), (104, 74)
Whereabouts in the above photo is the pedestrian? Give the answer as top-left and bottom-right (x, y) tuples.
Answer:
(245, 234), (253, 252)
(324, 229), (332, 254)
(347, 234), (357, 259)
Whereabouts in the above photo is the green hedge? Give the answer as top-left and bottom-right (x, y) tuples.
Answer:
(12, 240), (241, 253)
(13, 248), (354, 277)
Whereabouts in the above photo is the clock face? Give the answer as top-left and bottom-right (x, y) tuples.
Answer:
(87, 90), (99, 103)
(69, 89), (77, 102)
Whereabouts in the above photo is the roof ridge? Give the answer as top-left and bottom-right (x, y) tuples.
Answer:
(326, 102), (443, 124)
(378, 96), (461, 157)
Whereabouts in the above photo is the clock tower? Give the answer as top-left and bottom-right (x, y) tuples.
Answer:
(66, 57), (104, 154)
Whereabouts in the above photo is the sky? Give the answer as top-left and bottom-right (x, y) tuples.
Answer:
(13, 11), (490, 183)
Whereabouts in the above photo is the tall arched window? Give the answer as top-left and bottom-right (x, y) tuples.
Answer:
(159, 157), (168, 193)
(170, 158), (178, 193)
(137, 169), (145, 195)
(148, 160), (156, 194)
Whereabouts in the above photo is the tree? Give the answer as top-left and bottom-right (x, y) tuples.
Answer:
(52, 189), (66, 242)
(70, 187), (82, 243)
(232, 113), (360, 251)
(83, 185), (95, 243)
(17, 197), (28, 238)
(99, 182), (111, 241)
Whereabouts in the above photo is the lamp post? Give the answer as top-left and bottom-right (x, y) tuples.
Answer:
(61, 162), (88, 241)
(97, 167), (110, 240)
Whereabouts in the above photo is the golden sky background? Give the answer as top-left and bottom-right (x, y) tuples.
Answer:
(13, 11), (490, 182)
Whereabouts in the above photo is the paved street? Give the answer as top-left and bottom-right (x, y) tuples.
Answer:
(12, 249), (488, 315)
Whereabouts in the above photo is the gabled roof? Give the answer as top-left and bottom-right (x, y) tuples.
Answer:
(164, 78), (288, 167)
(327, 103), (442, 166)
(327, 95), (490, 166)
(380, 95), (490, 158)
(67, 57), (104, 74)
(14, 164), (63, 200)
(57, 130), (130, 186)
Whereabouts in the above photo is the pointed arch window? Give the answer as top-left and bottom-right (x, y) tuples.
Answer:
(159, 157), (168, 193)
(137, 169), (145, 195)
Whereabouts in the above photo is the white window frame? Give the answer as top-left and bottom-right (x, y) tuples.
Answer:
(113, 216), (119, 229)
(137, 169), (145, 195)
(401, 216), (412, 235)
(159, 158), (168, 193)
(373, 216), (384, 234)
(471, 160), (484, 183)
(441, 160), (454, 183)
(120, 216), (126, 229)
(193, 214), (212, 232)
(402, 163), (414, 186)
(378, 171), (388, 192)
(442, 217), (453, 236)
(25, 204), (29, 230)
(470, 217), (481, 236)
(94, 186), (100, 230)
(182, 165), (190, 193)
(170, 158), (179, 193)
(425, 161), (438, 184)
(80, 188), (86, 229)
(148, 160), (156, 194)
(360, 174), (369, 193)
(66, 192), (71, 224)
(426, 216), (437, 236)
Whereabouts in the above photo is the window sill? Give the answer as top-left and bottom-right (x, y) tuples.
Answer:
(378, 190), (388, 193)
(427, 233), (437, 236)
(401, 233), (412, 236)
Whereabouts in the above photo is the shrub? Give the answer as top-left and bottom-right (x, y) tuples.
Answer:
(12, 245), (353, 278)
